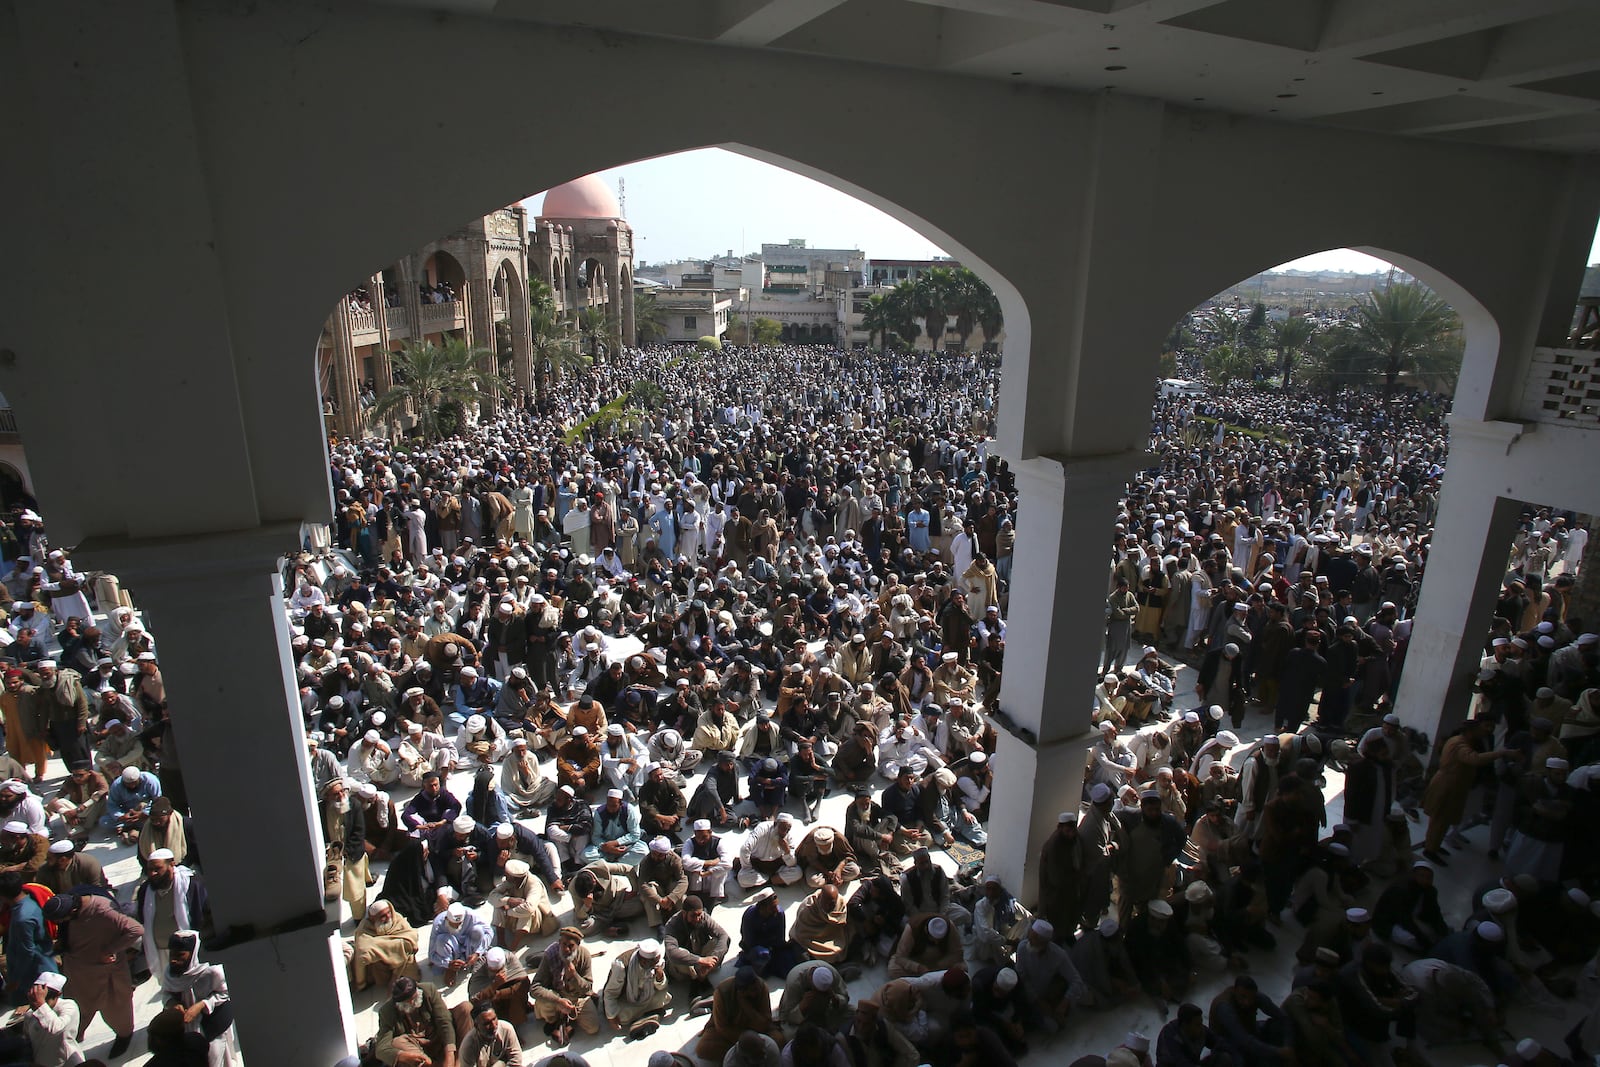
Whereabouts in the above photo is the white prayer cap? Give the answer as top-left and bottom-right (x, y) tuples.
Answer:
(1, 820), (27, 835)
(649, 836), (672, 853)
(637, 938), (663, 959)
(327, 696), (344, 709)
(1089, 783), (1112, 803)
(356, 784), (377, 799)
(928, 916), (949, 938)
(148, 848), (175, 861)
(459, 666), (477, 678)
(511, 667), (527, 680)
(104, 719), (122, 729)
(1517, 1039), (1541, 1060)
(1483, 888), (1516, 914)
(751, 887), (777, 903)
(465, 715), (485, 733)
(48, 839), (74, 854)
(1537, 621), (1555, 633)
(407, 722), (424, 734)
(369, 712), (386, 726)
(607, 723), (625, 736)
(136, 651), (157, 663)
(571, 726), (587, 737)
(941, 652), (958, 662)
(1580, 633), (1599, 645)
(1326, 842), (1350, 857)
(1477, 921), (1504, 942)
(994, 967), (1018, 993)
(361, 729), (380, 745)
(36, 972), (66, 993)
(511, 737), (528, 749)
(485, 948), (508, 970)
(1125, 1033), (1150, 1054)
(452, 815), (476, 834)
(1492, 637), (1510, 647)
(405, 687), (424, 699)
(1546, 757), (1569, 771)
(1030, 919), (1054, 938)
(311, 639), (327, 649)
(811, 966), (835, 990)
(1538, 635), (1556, 648)
(1183, 711), (1200, 724)
(692, 819), (711, 831)
(120, 767), (142, 785)
(1098, 918), (1119, 937)
(1569, 888), (1591, 908)
(1217, 730), (1240, 746)
(446, 902), (466, 923)
(1058, 811), (1075, 824)
(1099, 720), (1118, 735)
(504, 860), (528, 879)
(1147, 899), (1174, 918)
(1208, 704), (1225, 720)
(495, 823), (514, 838)
(36, 660), (55, 670)
(606, 788), (624, 799)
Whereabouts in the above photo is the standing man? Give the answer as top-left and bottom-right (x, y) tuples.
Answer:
(25, 660), (91, 767)
(42, 890), (143, 1058)
(1103, 577), (1139, 676)
(0, 871), (58, 1005)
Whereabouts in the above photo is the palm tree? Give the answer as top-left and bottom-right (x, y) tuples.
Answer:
(368, 337), (505, 442)
(579, 306), (616, 359)
(628, 378), (667, 410)
(861, 294), (894, 352)
(1347, 282), (1461, 400)
(1269, 313), (1318, 390)
(911, 267), (959, 352)
(632, 290), (669, 344)
(884, 282), (923, 350)
(973, 279), (1004, 349)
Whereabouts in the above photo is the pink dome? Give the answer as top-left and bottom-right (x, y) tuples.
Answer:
(539, 175), (621, 220)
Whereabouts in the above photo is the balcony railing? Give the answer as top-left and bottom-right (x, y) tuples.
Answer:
(386, 306), (409, 332)
(348, 308), (376, 333)
(492, 295), (507, 318)
(419, 301), (464, 329)
(1519, 347), (1600, 427)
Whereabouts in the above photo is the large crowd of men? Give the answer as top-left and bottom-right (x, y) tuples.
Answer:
(0, 337), (1596, 1067)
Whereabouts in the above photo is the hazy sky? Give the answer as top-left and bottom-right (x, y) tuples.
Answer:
(524, 147), (1600, 274)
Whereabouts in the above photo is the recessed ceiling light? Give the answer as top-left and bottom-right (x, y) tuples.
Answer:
(1277, 93), (1297, 99)
(1105, 65), (1126, 71)
(1107, 46), (1120, 51)
(1010, 71), (1022, 76)
(1371, 90), (1384, 95)
(1193, 97), (1205, 102)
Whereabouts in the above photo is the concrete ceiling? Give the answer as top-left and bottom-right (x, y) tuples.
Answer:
(366, 0), (1600, 153)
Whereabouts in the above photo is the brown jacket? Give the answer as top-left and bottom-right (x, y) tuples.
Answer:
(0, 833), (47, 875)
(60, 893), (144, 971)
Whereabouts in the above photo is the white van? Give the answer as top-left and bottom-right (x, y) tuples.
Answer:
(1159, 378), (1206, 398)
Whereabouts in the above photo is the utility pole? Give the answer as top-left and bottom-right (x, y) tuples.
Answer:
(618, 177), (627, 218)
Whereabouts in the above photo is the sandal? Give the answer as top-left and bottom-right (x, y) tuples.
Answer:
(628, 1016), (661, 1041)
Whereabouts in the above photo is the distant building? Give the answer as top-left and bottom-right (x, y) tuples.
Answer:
(317, 174), (636, 434)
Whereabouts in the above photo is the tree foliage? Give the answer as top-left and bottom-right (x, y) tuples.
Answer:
(1345, 282), (1462, 399)
(632, 290), (669, 345)
(369, 337), (506, 442)
(1268, 313), (1318, 390)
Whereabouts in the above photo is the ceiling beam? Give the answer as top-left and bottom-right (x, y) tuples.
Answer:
(1479, 8), (1600, 84)
(1315, 0), (1580, 58)
(713, 0), (849, 45)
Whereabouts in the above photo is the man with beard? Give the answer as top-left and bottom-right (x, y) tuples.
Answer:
(23, 659), (91, 766)
(348, 899), (420, 993)
(662, 894), (731, 996)
(33, 839), (110, 895)
(530, 926), (601, 1046)
(0, 819), (45, 876)
(374, 976), (457, 1067)
(1114, 791), (1185, 924)
(0, 870), (59, 1007)
(48, 761), (107, 848)
(428, 901), (493, 987)
(430, 814), (495, 908)
(41, 889), (143, 1057)
(1037, 812), (1085, 940)
(133, 850), (209, 979)
(322, 777), (369, 921)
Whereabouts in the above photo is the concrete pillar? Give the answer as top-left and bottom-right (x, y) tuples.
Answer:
(606, 254), (624, 355)
(369, 271), (394, 397)
(78, 524), (357, 1066)
(1393, 417), (1525, 748)
(329, 303), (359, 436)
(510, 270), (533, 404)
(982, 449), (1147, 900)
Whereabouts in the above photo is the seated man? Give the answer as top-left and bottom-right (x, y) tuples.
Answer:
(569, 860), (644, 937)
(662, 894), (730, 995)
(373, 977), (454, 1067)
(0, 820), (46, 876)
(427, 901), (493, 986)
(348, 899), (420, 993)
(681, 820), (734, 906)
(737, 813), (802, 890)
(634, 836), (687, 929)
(602, 937), (672, 1040)
(456, 1002), (521, 1067)
(47, 761), (107, 845)
(777, 959), (850, 1033)
(529, 926), (601, 1046)
(583, 788), (646, 866)
(101, 766), (160, 843)
(737, 887), (798, 978)
(489, 858), (557, 951)
(429, 814), (495, 907)
(450, 946), (530, 1034)
(1209, 976), (1292, 1067)
(543, 785), (594, 872)
(556, 726), (602, 793)
(797, 826), (861, 888)
(1012, 919), (1087, 1034)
